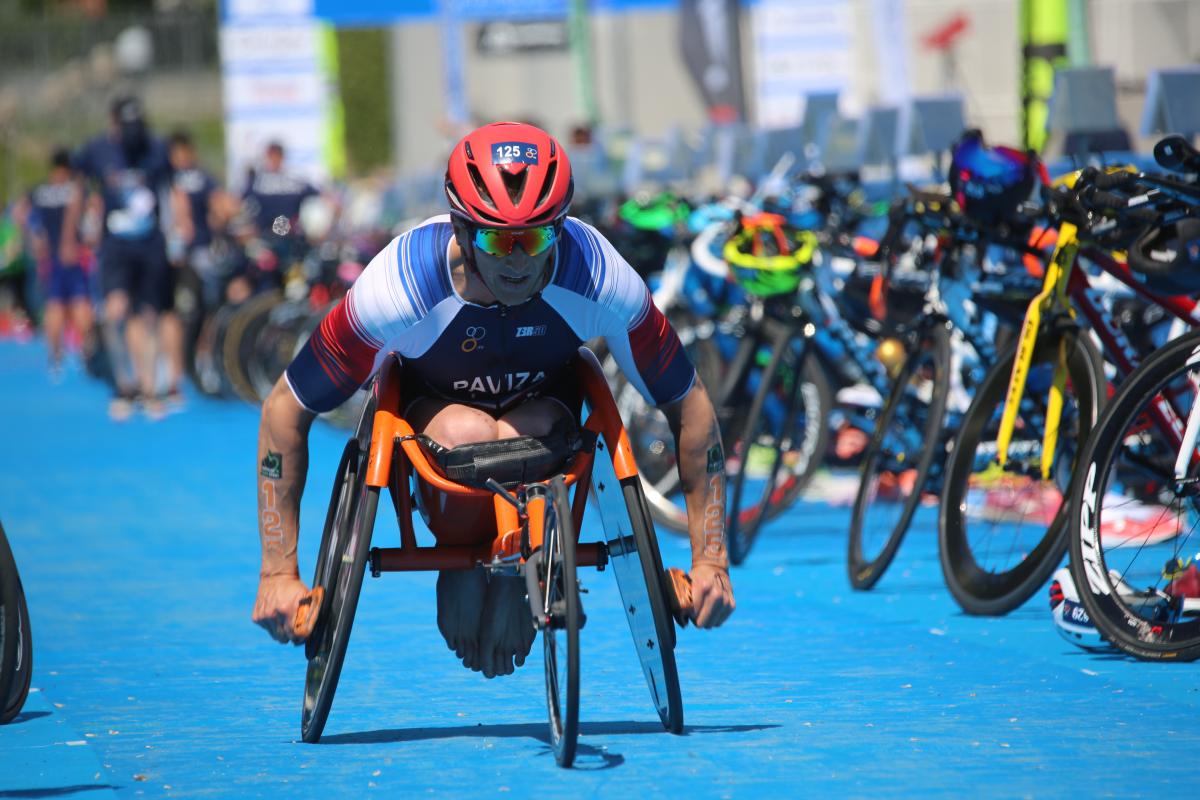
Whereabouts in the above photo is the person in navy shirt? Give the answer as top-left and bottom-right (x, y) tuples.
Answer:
(241, 141), (319, 236)
(25, 149), (93, 373)
(252, 123), (735, 678)
(74, 96), (174, 419)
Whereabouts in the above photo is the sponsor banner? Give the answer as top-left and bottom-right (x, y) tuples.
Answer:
(219, 1), (345, 186)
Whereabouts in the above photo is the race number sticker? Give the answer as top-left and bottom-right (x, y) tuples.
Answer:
(492, 142), (539, 166)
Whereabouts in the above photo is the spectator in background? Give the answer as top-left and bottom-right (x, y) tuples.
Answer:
(74, 95), (174, 420)
(241, 141), (318, 236)
(25, 149), (93, 377)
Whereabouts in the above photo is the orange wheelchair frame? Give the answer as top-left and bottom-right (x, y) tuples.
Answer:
(298, 347), (686, 767)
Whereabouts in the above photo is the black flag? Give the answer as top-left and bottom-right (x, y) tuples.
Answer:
(679, 0), (747, 123)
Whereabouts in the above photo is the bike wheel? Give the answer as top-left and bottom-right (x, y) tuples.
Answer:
(726, 336), (831, 565)
(1069, 329), (1200, 660)
(300, 396), (379, 742)
(223, 291), (280, 404)
(540, 477), (580, 767)
(849, 323), (951, 590)
(939, 327), (1103, 615)
(0, 522), (32, 724)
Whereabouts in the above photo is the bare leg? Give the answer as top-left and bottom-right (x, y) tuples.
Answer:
(158, 310), (185, 394)
(43, 300), (65, 367)
(127, 308), (160, 414)
(478, 397), (572, 677)
(102, 291), (137, 419)
(68, 297), (95, 360)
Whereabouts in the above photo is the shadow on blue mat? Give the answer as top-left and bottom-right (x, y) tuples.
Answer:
(0, 787), (119, 799)
(2, 711), (51, 725)
(318, 720), (776, 747)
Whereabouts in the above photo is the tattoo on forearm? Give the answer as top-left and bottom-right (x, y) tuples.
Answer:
(702, 472), (726, 561)
(260, 451), (282, 479)
(260, 479), (284, 552)
(706, 443), (725, 474)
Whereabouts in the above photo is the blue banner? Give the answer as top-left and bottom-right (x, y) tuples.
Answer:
(313, 0), (681, 25)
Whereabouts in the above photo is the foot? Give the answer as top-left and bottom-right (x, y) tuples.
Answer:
(477, 575), (536, 679)
(108, 393), (137, 422)
(142, 395), (166, 421)
(436, 569), (487, 669)
(162, 387), (186, 413)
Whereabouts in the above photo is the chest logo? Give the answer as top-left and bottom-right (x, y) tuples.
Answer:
(461, 326), (486, 352)
(515, 325), (547, 338)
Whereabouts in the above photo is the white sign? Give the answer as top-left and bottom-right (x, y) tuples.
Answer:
(752, 0), (854, 129)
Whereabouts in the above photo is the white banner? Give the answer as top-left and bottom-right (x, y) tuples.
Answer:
(752, 0), (853, 129)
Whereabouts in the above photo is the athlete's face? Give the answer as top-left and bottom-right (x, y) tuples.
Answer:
(471, 234), (556, 306)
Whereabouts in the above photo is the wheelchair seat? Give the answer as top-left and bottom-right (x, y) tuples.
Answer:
(415, 418), (597, 489)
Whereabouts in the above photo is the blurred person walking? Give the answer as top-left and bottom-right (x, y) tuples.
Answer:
(23, 149), (94, 377)
(163, 130), (227, 410)
(74, 96), (174, 420)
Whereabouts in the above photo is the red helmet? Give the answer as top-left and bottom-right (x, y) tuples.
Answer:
(445, 122), (574, 228)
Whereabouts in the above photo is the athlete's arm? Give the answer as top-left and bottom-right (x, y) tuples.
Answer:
(252, 378), (317, 644)
(553, 219), (734, 628)
(660, 380), (735, 628)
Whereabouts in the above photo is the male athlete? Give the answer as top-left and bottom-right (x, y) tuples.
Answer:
(252, 123), (735, 678)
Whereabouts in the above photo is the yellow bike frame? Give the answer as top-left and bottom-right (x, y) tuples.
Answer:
(994, 221), (1080, 479)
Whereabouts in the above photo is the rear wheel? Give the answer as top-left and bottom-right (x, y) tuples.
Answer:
(939, 327), (1103, 615)
(540, 477), (580, 767)
(848, 324), (951, 589)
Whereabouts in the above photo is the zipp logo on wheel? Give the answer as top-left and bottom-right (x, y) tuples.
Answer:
(461, 326), (486, 352)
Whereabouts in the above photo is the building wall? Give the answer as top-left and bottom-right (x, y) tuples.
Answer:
(385, 0), (1200, 174)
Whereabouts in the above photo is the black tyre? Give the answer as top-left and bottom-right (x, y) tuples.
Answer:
(223, 291), (281, 404)
(939, 326), (1103, 615)
(1069, 329), (1200, 661)
(849, 324), (952, 589)
(727, 334), (831, 565)
(540, 477), (580, 767)
(0, 522), (32, 725)
(301, 392), (379, 742)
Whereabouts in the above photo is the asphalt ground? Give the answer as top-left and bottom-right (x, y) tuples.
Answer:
(1, 339), (1197, 799)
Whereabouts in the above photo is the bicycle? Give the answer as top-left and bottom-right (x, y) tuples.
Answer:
(938, 160), (1197, 615)
(1063, 136), (1200, 659)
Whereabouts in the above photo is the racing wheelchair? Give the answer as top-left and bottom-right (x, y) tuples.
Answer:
(295, 348), (688, 767)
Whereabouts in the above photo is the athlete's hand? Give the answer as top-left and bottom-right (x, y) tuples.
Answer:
(689, 563), (735, 628)
(253, 573), (311, 645)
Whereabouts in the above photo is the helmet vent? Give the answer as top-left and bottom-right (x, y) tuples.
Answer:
(464, 141), (474, 160)
(499, 168), (528, 206)
(532, 160), (557, 213)
(466, 163), (497, 210)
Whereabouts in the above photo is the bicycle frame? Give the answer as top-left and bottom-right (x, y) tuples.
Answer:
(994, 222), (1200, 475)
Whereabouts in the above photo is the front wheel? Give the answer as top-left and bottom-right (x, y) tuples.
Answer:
(727, 336), (831, 565)
(1069, 329), (1200, 661)
(540, 477), (580, 767)
(938, 326), (1103, 615)
(849, 323), (951, 590)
